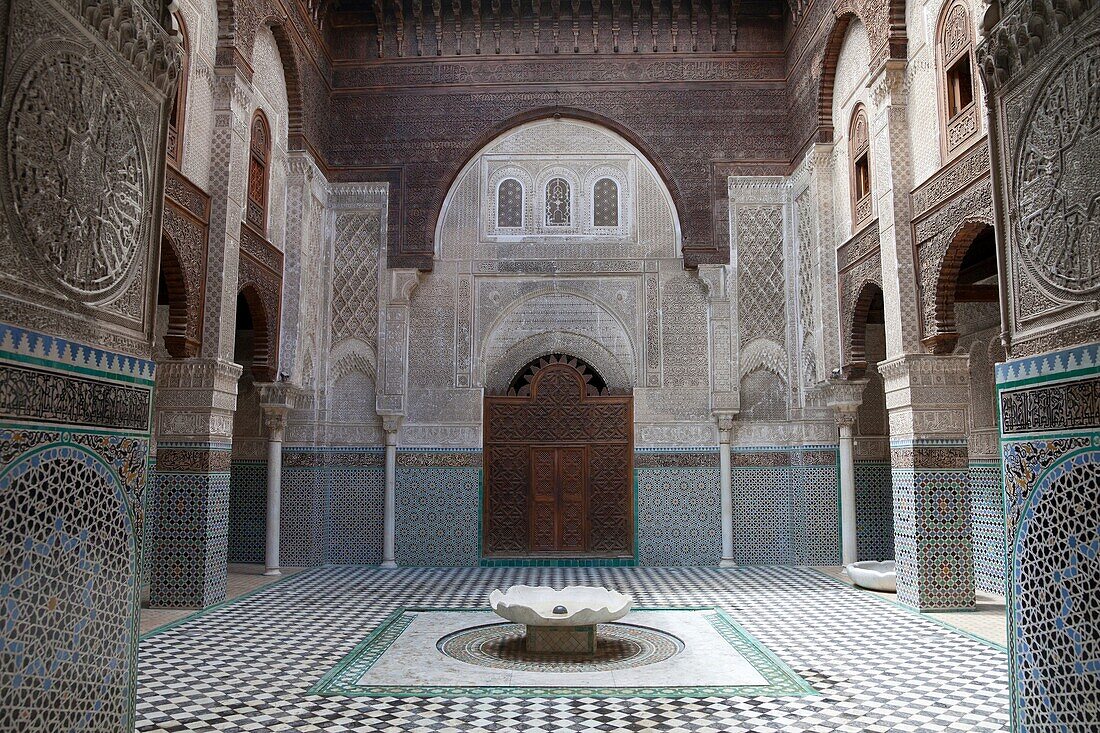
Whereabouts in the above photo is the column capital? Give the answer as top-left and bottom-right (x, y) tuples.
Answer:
(387, 268), (422, 305)
(714, 411), (735, 434)
(382, 414), (404, 436)
(869, 59), (909, 110)
(697, 264), (729, 302)
(824, 376), (869, 413)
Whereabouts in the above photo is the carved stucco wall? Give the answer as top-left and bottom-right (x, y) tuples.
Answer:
(830, 20), (873, 246)
(251, 25), (290, 253)
(175, 0), (218, 190)
(905, 0), (987, 188)
(403, 118), (714, 449)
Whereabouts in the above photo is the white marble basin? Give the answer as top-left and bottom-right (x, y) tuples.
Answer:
(846, 560), (897, 592)
(489, 585), (633, 627)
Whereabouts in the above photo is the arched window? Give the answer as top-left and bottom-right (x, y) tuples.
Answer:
(592, 177), (619, 228)
(247, 111), (271, 233)
(167, 11), (189, 165)
(545, 177), (571, 227)
(849, 106), (872, 228)
(497, 178), (523, 228)
(938, 1), (978, 155)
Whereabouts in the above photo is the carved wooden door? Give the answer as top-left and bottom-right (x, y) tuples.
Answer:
(484, 357), (632, 556)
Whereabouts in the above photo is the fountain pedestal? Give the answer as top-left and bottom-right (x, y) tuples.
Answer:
(526, 624), (597, 654)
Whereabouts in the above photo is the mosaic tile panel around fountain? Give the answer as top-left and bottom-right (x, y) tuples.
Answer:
(0, 324), (154, 732)
(996, 343), (1100, 732)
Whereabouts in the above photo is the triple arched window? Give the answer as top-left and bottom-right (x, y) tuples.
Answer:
(492, 172), (623, 234)
(247, 112), (271, 233)
(849, 105), (872, 229)
(937, 1), (979, 156)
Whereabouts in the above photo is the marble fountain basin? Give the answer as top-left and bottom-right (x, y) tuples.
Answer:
(846, 560), (897, 592)
(489, 585), (634, 654)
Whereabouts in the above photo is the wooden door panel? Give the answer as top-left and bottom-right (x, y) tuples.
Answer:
(530, 447), (557, 551)
(484, 361), (633, 556)
(557, 446), (586, 551)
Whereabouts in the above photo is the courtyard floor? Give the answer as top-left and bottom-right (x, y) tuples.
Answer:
(136, 565), (1010, 732)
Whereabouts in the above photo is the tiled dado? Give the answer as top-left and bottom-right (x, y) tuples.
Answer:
(0, 324), (154, 732)
(147, 442), (234, 609)
(729, 447), (840, 566)
(228, 460), (266, 564)
(997, 343), (1100, 732)
(281, 447), (386, 566)
(890, 440), (975, 611)
(854, 461), (894, 562)
(969, 462), (1005, 597)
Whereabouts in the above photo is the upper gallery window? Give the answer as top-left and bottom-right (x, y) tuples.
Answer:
(850, 106), (872, 228)
(167, 12), (189, 165)
(938, 1), (979, 155)
(497, 178), (524, 228)
(247, 111), (271, 233)
(545, 177), (571, 227)
(592, 177), (619, 228)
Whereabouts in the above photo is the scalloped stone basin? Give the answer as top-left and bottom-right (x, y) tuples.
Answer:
(846, 560), (897, 592)
(489, 585), (634, 654)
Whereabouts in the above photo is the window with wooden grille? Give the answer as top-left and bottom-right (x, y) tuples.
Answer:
(247, 112), (271, 233)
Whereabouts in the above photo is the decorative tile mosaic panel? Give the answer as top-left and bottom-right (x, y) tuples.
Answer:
(228, 460), (266, 564)
(327, 466), (385, 564)
(997, 343), (1100, 732)
(280, 451), (326, 566)
(731, 461), (793, 565)
(855, 461), (895, 561)
(790, 449), (840, 566)
(635, 466), (721, 566)
(147, 470), (231, 608)
(969, 462), (1005, 597)
(1, 324), (154, 731)
(395, 465), (480, 567)
(891, 458), (975, 611)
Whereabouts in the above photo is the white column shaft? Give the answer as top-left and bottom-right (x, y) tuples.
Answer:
(719, 429), (735, 567)
(264, 428), (283, 576)
(382, 432), (397, 568)
(838, 422), (858, 566)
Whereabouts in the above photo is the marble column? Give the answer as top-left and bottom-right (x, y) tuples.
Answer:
(382, 415), (402, 568)
(717, 413), (735, 566)
(827, 378), (866, 567)
(259, 384), (295, 576)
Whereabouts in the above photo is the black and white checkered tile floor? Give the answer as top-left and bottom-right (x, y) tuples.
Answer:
(136, 566), (1009, 732)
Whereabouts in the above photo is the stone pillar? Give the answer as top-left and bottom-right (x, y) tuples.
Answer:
(149, 358), (242, 608)
(717, 413), (735, 566)
(201, 67), (253, 362)
(259, 384), (294, 576)
(869, 61), (922, 361)
(382, 416), (402, 568)
(827, 379), (866, 567)
(880, 354), (974, 611)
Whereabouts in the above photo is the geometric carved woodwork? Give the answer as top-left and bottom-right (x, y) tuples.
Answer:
(160, 164), (210, 358)
(484, 360), (633, 556)
(238, 220), (284, 381)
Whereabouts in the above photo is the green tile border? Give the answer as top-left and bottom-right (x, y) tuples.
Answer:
(807, 567), (1008, 653)
(309, 606), (816, 699)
